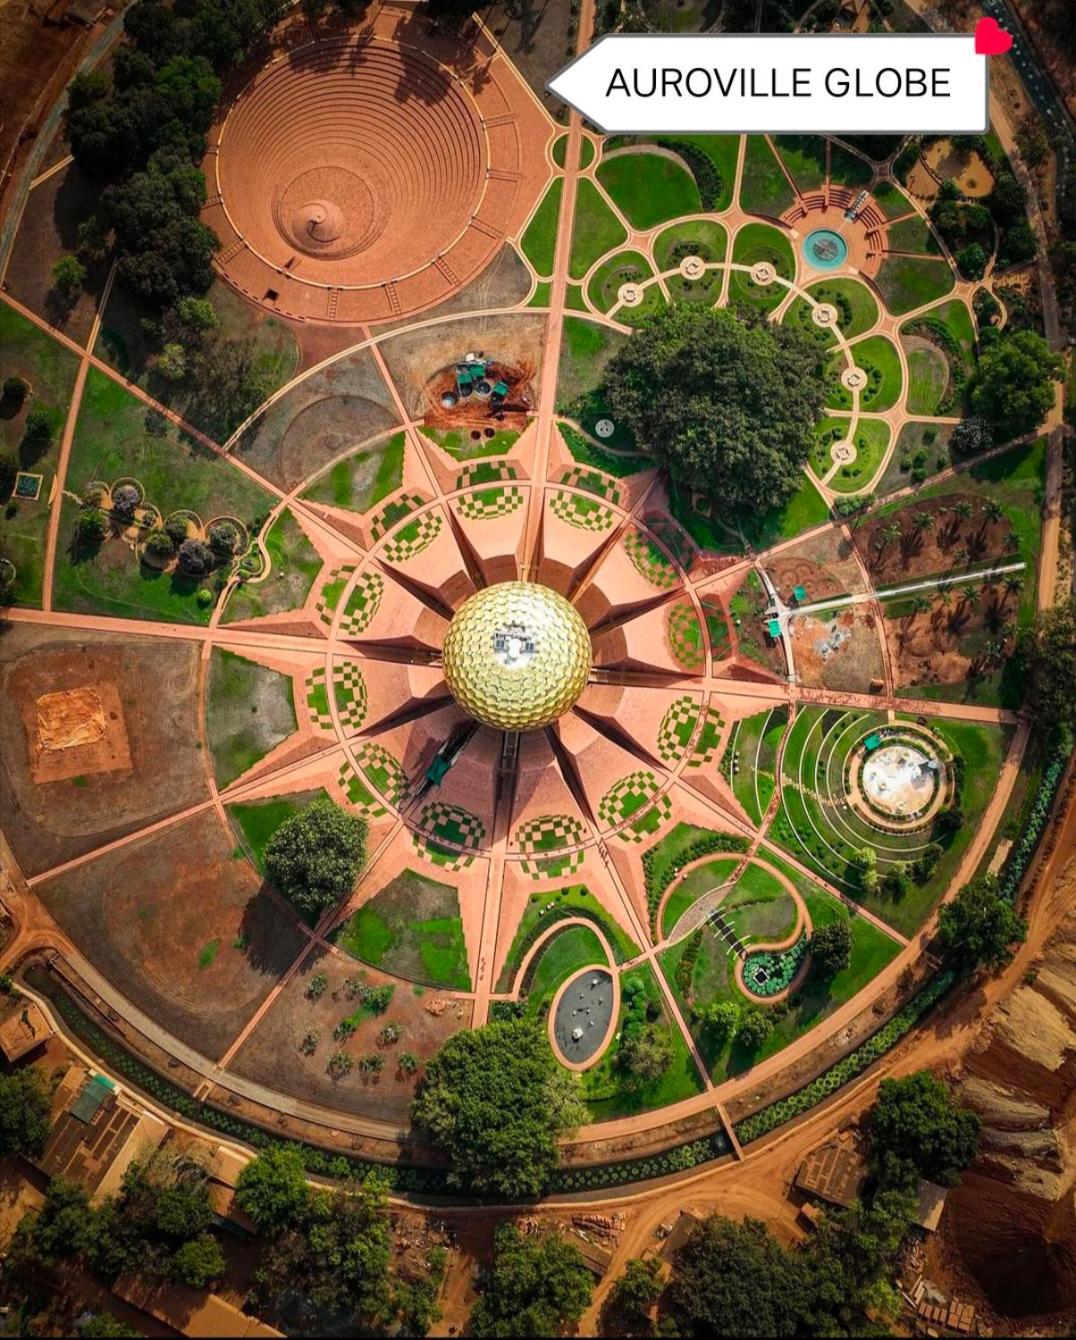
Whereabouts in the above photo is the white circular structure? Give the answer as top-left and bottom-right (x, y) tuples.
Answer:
(861, 744), (938, 818)
(594, 418), (615, 440)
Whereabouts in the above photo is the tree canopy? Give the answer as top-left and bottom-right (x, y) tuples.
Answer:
(235, 1144), (311, 1234)
(411, 1018), (586, 1197)
(599, 304), (826, 513)
(969, 329), (1064, 438)
(469, 1224), (593, 1338)
(809, 921), (853, 978)
(264, 797), (366, 916)
(937, 874), (1026, 972)
(1020, 597), (1076, 748)
(0, 1067), (51, 1158)
(869, 1071), (981, 1188)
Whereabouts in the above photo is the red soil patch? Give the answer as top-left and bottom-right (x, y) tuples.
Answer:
(206, 18), (550, 325)
(856, 494), (1016, 585)
(422, 359), (534, 434)
(768, 555), (846, 605)
(26, 684), (132, 785)
(884, 588), (1017, 690)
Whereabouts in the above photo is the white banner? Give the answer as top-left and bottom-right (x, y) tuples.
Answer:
(547, 35), (988, 135)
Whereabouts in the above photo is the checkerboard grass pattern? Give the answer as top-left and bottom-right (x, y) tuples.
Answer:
(598, 770), (672, 842)
(333, 661), (368, 732)
(413, 801), (487, 870)
(382, 510), (443, 563)
(455, 461), (518, 490)
(623, 528), (679, 588)
(355, 740), (410, 806)
(550, 489), (615, 532)
(338, 760), (388, 817)
(559, 466), (622, 506)
(338, 570), (384, 637)
(315, 565), (358, 628)
(515, 812), (588, 879)
(370, 492), (426, 542)
(455, 484), (525, 521)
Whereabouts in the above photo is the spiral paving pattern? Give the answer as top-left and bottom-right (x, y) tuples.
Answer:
(217, 39), (484, 284)
(204, 21), (551, 325)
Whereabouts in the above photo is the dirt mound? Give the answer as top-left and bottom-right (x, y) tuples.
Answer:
(36, 688), (107, 751)
(943, 893), (1076, 1320)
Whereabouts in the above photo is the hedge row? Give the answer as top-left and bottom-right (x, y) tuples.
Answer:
(999, 750), (1067, 901)
(734, 967), (956, 1145)
(547, 1131), (731, 1194)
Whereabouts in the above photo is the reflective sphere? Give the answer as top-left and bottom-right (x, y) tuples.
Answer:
(442, 582), (591, 730)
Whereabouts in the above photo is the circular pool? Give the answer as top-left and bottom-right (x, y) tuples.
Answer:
(551, 968), (615, 1068)
(803, 228), (849, 271)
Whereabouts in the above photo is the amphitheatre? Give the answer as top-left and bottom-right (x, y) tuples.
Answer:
(0, 3), (1072, 1325)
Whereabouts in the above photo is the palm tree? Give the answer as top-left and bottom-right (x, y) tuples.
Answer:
(1003, 573), (1024, 605)
(1004, 528), (1020, 553)
(979, 499), (1005, 546)
(913, 510), (935, 536)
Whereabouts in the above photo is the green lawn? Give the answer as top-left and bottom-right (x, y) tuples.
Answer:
(874, 255), (955, 316)
(597, 151), (700, 229)
(653, 219), (728, 271)
(497, 883), (640, 990)
(809, 416), (851, 479)
(905, 346), (949, 415)
(520, 178), (563, 276)
(52, 369), (272, 625)
(739, 137), (795, 217)
(661, 857), (741, 939)
(805, 277), (879, 340)
(885, 216), (940, 255)
(728, 222), (796, 312)
(523, 925), (607, 1018)
(206, 648), (297, 788)
(772, 135), (827, 192)
(420, 424), (519, 462)
(301, 431), (404, 514)
(586, 250), (655, 314)
(555, 317), (630, 416)
(829, 418), (891, 494)
(333, 867), (471, 990)
(0, 305), (81, 606)
(872, 179), (914, 219)
(830, 334), (903, 413)
(740, 474), (830, 549)
(608, 134), (738, 210)
(568, 180), (628, 280)
(581, 964), (704, 1118)
(223, 507), (322, 623)
(660, 863), (903, 1082)
(723, 706), (788, 823)
(227, 788), (330, 875)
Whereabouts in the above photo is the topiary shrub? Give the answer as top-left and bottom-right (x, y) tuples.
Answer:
(177, 537), (214, 576)
(76, 507), (109, 548)
(208, 519), (241, 555)
(111, 483), (140, 518)
(143, 529), (175, 562)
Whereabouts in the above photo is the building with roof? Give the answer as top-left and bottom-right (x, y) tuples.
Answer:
(35, 1062), (167, 1202)
(795, 1137), (869, 1210)
(913, 1179), (949, 1233)
(114, 1275), (283, 1339)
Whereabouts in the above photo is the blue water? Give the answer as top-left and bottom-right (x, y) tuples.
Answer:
(803, 228), (849, 271)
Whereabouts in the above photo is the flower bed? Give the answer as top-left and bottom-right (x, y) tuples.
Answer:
(741, 934), (807, 998)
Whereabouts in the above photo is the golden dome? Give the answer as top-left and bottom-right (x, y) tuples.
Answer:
(442, 582), (591, 731)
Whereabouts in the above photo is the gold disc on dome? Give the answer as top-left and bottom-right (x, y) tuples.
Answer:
(442, 582), (592, 731)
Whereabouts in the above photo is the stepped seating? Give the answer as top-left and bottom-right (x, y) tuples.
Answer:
(205, 30), (547, 324)
(706, 907), (748, 959)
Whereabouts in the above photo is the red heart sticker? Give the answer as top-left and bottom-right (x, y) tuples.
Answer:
(974, 16), (1013, 55)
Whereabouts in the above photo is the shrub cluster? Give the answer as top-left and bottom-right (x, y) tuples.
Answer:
(734, 969), (956, 1144)
(998, 751), (1067, 901)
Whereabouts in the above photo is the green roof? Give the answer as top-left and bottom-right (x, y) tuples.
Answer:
(864, 733), (882, 752)
(71, 1073), (114, 1123)
(767, 619), (781, 638)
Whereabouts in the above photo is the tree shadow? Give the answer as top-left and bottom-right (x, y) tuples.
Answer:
(238, 882), (311, 976)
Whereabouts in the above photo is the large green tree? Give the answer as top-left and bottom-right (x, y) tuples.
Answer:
(599, 304), (826, 512)
(969, 329), (1063, 438)
(937, 874), (1026, 972)
(264, 797), (366, 916)
(869, 1071), (980, 1187)
(235, 1145), (311, 1233)
(0, 1067), (51, 1158)
(469, 1224), (592, 1338)
(1020, 598), (1076, 747)
(667, 1215), (811, 1337)
(411, 1018), (586, 1197)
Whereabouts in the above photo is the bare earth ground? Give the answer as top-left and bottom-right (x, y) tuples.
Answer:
(0, 627), (207, 876)
(790, 607), (885, 694)
(766, 527), (867, 604)
(0, 4), (87, 183)
(35, 807), (307, 1060)
(857, 494), (1015, 585)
